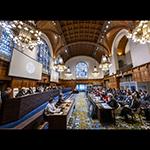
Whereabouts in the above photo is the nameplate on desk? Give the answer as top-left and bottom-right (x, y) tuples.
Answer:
(101, 103), (112, 109)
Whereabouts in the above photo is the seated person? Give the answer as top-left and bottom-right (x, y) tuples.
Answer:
(56, 93), (64, 107)
(120, 95), (141, 121)
(35, 87), (40, 93)
(107, 93), (119, 109)
(1, 87), (12, 103)
(0, 87), (12, 117)
(15, 88), (26, 97)
(26, 87), (33, 95)
(120, 105), (133, 121)
(44, 97), (61, 116)
(144, 105), (150, 121)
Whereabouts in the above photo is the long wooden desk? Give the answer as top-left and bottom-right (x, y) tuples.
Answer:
(0, 88), (73, 125)
(47, 94), (75, 129)
(87, 94), (115, 125)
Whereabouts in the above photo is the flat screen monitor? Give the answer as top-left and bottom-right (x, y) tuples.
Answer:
(8, 49), (42, 80)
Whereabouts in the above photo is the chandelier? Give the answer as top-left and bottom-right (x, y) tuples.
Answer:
(127, 20), (150, 44)
(99, 55), (111, 71)
(92, 66), (99, 77)
(0, 21), (42, 50)
(64, 66), (72, 77)
(53, 55), (67, 72)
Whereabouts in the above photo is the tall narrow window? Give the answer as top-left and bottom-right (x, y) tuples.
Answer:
(0, 27), (14, 61)
(37, 39), (51, 74)
(76, 62), (88, 79)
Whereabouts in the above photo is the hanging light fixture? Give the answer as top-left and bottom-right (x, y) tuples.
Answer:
(127, 20), (150, 44)
(53, 55), (67, 72)
(92, 66), (99, 77)
(99, 55), (111, 71)
(64, 66), (72, 77)
(0, 20), (42, 50)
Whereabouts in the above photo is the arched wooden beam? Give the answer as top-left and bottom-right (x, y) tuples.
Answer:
(55, 41), (109, 55)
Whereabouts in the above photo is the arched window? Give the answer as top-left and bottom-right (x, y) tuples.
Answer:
(0, 27), (14, 61)
(76, 61), (88, 79)
(37, 39), (51, 74)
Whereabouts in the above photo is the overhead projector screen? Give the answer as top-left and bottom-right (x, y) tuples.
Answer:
(50, 69), (59, 82)
(9, 49), (42, 80)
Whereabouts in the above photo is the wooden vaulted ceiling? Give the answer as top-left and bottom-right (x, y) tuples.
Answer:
(36, 20), (137, 63)
(58, 20), (107, 62)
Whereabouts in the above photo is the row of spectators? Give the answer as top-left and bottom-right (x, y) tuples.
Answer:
(15, 85), (63, 98)
(90, 87), (150, 121)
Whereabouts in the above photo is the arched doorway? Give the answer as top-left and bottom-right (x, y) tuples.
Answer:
(110, 29), (133, 74)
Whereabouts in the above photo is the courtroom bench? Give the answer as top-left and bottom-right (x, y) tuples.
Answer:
(0, 88), (73, 128)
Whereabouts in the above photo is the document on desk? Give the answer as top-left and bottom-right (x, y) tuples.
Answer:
(65, 99), (71, 102)
(55, 111), (63, 115)
(101, 103), (112, 109)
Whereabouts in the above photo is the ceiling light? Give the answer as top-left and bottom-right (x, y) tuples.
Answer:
(108, 21), (111, 24)
(52, 21), (56, 25)
(19, 21), (23, 25)
(19, 36), (22, 40)
(30, 30), (34, 33)
(0, 21), (42, 50)
(38, 31), (42, 36)
(117, 52), (122, 56)
(24, 27), (29, 31)
(106, 25), (109, 28)
(11, 23), (16, 28)
(127, 20), (150, 44)
(13, 21), (18, 24)
(92, 66), (99, 77)
(9, 34), (13, 38)
(18, 25), (22, 29)
(65, 66), (72, 77)
(54, 35), (57, 39)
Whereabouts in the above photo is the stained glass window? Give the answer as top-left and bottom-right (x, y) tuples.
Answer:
(37, 39), (51, 74)
(0, 27), (14, 61)
(76, 62), (88, 78)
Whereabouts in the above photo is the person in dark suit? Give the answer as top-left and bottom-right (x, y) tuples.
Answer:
(1, 87), (12, 103)
(15, 88), (26, 97)
(56, 93), (64, 107)
(26, 87), (33, 95)
(120, 95), (141, 121)
(0, 87), (12, 120)
(107, 93), (119, 109)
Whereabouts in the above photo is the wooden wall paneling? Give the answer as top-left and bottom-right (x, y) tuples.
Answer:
(59, 79), (103, 90)
(11, 78), (23, 88)
(141, 66), (145, 81)
(133, 68), (142, 82)
(107, 75), (119, 89)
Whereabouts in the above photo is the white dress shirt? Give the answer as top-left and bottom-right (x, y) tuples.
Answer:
(44, 102), (61, 115)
